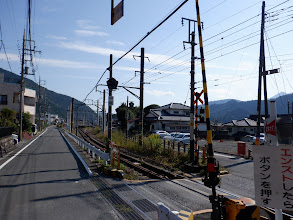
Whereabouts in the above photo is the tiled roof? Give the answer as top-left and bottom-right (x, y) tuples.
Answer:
(155, 103), (189, 110)
(224, 118), (264, 127)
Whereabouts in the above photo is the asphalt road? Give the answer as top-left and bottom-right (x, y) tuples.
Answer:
(0, 127), (120, 220)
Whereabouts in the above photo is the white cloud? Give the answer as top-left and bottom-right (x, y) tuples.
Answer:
(58, 42), (190, 68)
(61, 75), (98, 80)
(76, 20), (100, 30)
(106, 40), (125, 46)
(59, 41), (126, 57)
(146, 90), (175, 97)
(74, 30), (109, 37)
(35, 57), (102, 69)
(0, 53), (20, 62)
(46, 35), (67, 40)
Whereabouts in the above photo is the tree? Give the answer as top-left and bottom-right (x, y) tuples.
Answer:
(144, 104), (159, 117)
(143, 104), (159, 134)
(115, 103), (139, 132)
(0, 108), (16, 128)
(22, 112), (32, 132)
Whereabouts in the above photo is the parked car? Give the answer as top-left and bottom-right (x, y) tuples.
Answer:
(152, 130), (169, 138)
(179, 136), (190, 145)
(252, 133), (265, 145)
(174, 133), (190, 142)
(163, 132), (180, 140)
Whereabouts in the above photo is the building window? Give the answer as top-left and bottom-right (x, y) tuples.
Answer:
(13, 93), (20, 103)
(0, 95), (7, 105)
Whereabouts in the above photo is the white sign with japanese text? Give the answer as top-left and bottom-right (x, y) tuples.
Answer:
(254, 145), (293, 210)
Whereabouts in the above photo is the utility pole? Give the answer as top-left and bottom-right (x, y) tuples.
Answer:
(71, 98), (74, 133)
(139, 48), (145, 147)
(182, 17), (200, 164)
(256, 1), (266, 146)
(108, 55), (113, 142)
(19, 30), (26, 142)
(38, 77), (41, 131)
(190, 32), (195, 163)
(126, 96), (129, 139)
(76, 106), (79, 136)
(103, 89), (106, 133)
(97, 99), (99, 129)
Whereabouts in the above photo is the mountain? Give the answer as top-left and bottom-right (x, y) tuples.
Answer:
(269, 92), (286, 100)
(209, 94), (293, 123)
(1, 68), (96, 121)
(209, 99), (240, 105)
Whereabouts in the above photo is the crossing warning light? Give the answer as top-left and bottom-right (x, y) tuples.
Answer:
(107, 77), (118, 90)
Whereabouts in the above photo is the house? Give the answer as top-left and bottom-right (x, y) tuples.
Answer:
(223, 118), (264, 137)
(0, 73), (37, 124)
(145, 103), (207, 133)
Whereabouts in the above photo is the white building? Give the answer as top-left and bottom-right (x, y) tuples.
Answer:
(145, 103), (207, 133)
(0, 73), (37, 123)
(223, 118), (264, 136)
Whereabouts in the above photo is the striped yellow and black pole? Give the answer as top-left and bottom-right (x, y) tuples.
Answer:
(195, 0), (220, 219)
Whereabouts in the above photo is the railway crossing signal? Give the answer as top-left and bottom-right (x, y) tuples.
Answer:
(107, 77), (118, 90)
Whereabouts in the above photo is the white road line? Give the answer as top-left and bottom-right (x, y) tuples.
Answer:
(0, 129), (48, 170)
(214, 152), (236, 158)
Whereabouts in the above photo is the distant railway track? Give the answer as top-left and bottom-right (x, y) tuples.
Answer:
(76, 127), (293, 220)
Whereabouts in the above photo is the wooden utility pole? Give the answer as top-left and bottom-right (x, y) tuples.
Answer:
(38, 77), (41, 131)
(19, 30), (26, 142)
(71, 98), (74, 133)
(139, 48), (144, 147)
(103, 89), (106, 133)
(97, 99), (99, 128)
(126, 96), (129, 139)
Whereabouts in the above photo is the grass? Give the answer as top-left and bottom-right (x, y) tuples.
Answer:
(86, 127), (227, 179)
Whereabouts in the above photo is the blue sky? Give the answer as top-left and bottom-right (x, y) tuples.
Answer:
(1, 0), (293, 113)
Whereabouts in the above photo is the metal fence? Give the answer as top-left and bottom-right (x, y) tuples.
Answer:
(63, 129), (110, 164)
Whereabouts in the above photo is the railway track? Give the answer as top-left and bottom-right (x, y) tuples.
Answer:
(77, 127), (180, 179)
(77, 127), (293, 219)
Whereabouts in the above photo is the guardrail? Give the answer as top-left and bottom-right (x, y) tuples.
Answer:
(63, 129), (110, 165)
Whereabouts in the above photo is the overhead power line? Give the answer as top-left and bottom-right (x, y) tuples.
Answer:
(83, 0), (189, 102)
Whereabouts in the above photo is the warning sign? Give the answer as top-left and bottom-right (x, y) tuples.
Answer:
(254, 145), (293, 210)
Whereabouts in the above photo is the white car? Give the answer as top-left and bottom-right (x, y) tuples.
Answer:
(252, 133), (265, 145)
(153, 130), (169, 138)
(163, 132), (180, 140)
(174, 133), (190, 142)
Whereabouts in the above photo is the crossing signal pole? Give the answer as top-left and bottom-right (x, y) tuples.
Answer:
(195, 0), (221, 219)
